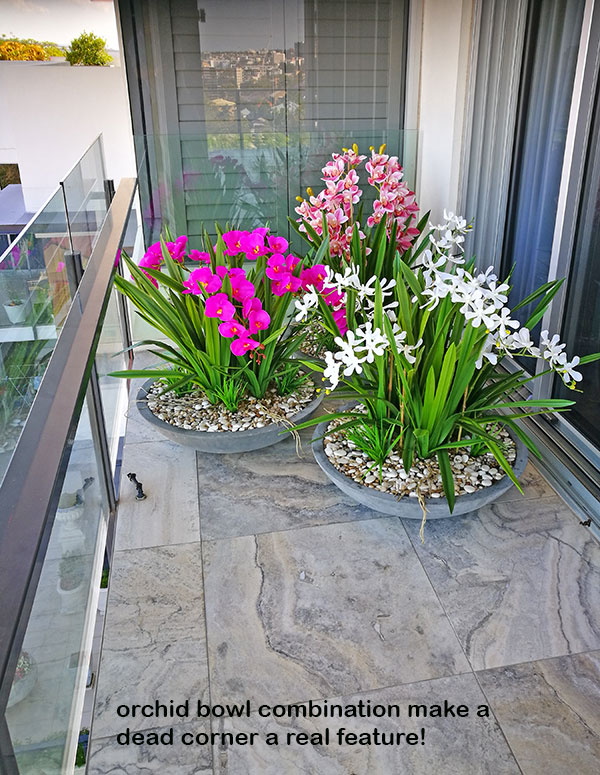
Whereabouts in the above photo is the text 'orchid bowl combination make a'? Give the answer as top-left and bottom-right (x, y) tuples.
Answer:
(291, 144), (600, 539)
(110, 227), (330, 453)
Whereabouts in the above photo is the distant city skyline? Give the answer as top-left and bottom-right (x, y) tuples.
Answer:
(1, 0), (120, 49)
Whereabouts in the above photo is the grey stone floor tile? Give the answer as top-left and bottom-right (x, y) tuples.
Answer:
(197, 428), (384, 540)
(496, 462), (558, 503)
(402, 499), (600, 670)
(115, 440), (200, 550)
(103, 543), (205, 649)
(203, 518), (470, 707)
(210, 673), (520, 774)
(89, 721), (212, 774)
(477, 650), (600, 775)
(92, 638), (210, 737)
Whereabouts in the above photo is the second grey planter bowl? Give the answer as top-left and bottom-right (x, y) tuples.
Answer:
(312, 418), (528, 520)
(137, 379), (324, 454)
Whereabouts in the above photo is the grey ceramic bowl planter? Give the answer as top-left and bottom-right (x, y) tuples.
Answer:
(137, 379), (324, 454)
(312, 417), (528, 519)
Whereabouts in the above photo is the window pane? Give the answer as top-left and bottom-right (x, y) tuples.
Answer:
(177, 0), (407, 239)
(501, 0), (584, 333)
(555, 75), (600, 448)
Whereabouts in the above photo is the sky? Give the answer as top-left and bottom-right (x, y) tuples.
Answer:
(1, 0), (120, 50)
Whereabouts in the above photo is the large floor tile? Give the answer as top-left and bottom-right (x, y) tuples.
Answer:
(197, 429), (383, 540)
(203, 518), (470, 706)
(478, 650), (600, 775)
(210, 673), (520, 774)
(89, 721), (212, 774)
(403, 499), (600, 670)
(496, 462), (558, 503)
(123, 380), (168, 445)
(115, 440), (200, 550)
(92, 638), (210, 737)
(103, 543), (205, 649)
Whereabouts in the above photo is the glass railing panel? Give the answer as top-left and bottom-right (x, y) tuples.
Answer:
(95, 287), (128, 472)
(60, 136), (109, 268)
(0, 188), (72, 485)
(3, 396), (108, 775)
(95, 188), (142, 474)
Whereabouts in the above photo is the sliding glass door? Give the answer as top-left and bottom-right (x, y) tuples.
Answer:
(464, 0), (600, 523)
(555, 74), (600, 450)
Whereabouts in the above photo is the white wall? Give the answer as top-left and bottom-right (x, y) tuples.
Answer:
(412, 0), (475, 222)
(0, 61), (136, 211)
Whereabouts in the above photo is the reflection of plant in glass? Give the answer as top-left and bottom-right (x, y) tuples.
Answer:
(59, 553), (85, 591)
(14, 651), (34, 682)
(0, 295), (53, 457)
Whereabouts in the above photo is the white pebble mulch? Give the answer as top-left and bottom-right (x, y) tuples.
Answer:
(323, 413), (517, 499)
(144, 380), (315, 432)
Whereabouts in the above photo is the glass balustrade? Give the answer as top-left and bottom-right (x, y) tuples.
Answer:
(0, 137), (108, 487)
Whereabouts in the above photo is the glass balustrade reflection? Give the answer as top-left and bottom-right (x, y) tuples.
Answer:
(60, 137), (109, 269)
(134, 129), (418, 249)
(0, 189), (72, 485)
(4, 397), (108, 775)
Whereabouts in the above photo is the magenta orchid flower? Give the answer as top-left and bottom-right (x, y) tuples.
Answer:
(242, 296), (262, 318)
(183, 267), (221, 295)
(272, 275), (301, 296)
(166, 235), (187, 263)
(230, 276), (255, 302)
(218, 320), (247, 338)
(139, 248), (162, 270)
(188, 249), (211, 263)
(248, 309), (270, 333)
(266, 253), (287, 280)
(267, 235), (288, 253)
(285, 254), (301, 271)
(138, 249), (163, 286)
(301, 264), (327, 292)
(230, 336), (260, 356)
(240, 232), (267, 261)
(253, 227), (269, 240)
(222, 230), (248, 256)
(204, 293), (235, 321)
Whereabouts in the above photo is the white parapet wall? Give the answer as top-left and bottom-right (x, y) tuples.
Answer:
(0, 60), (136, 212)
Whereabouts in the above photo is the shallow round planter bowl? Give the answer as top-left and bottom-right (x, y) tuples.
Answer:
(137, 379), (324, 454)
(312, 419), (528, 519)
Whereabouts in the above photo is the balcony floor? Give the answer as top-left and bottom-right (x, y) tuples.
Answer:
(89, 375), (600, 774)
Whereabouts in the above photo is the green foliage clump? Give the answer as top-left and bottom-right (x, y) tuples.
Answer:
(65, 31), (112, 67)
(0, 35), (65, 60)
(0, 40), (48, 61)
